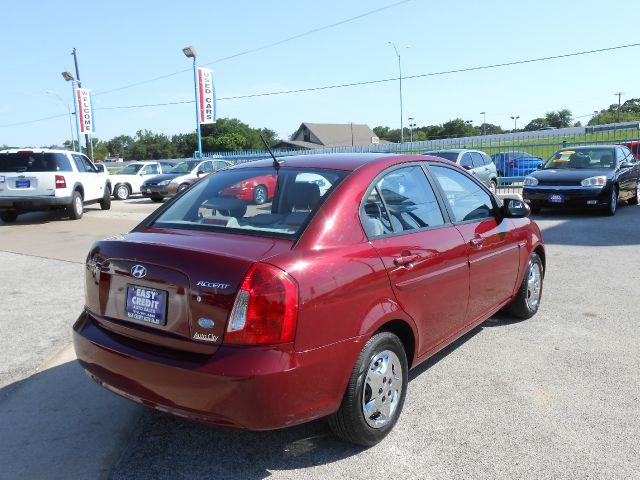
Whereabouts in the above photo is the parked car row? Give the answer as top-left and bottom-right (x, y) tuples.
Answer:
(423, 149), (544, 181)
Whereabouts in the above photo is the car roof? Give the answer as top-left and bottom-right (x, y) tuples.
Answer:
(424, 148), (483, 154)
(557, 145), (614, 151)
(227, 153), (455, 172)
(0, 148), (74, 154)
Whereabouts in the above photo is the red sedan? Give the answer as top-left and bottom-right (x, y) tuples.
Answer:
(219, 173), (277, 204)
(73, 153), (545, 446)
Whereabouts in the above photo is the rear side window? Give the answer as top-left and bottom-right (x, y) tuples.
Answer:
(430, 165), (494, 222)
(362, 166), (445, 237)
(151, 167), (346, 238)
(0, 152), (72, 172)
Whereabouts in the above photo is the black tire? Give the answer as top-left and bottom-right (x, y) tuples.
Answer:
(628, 182), (639, 205)
(328, 331), (408, 446)
(0, 210), (18, 223)
(177, 183), (190, 194)
(506, 252), (543, 319)
(253, 185), (268, 205)
(67, 190), (84, 220)
(114, 183), (130, 201)
(100, 185), (111, 210)
(604, 185), (618, 216)
(150, 194), (164, 203)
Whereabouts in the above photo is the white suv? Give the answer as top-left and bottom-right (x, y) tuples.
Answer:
(111, 161), (174, 200)
(0, 148), (111, 222)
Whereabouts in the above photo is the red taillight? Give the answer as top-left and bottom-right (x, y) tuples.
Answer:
(17, 150), (33, 155)
(55, 175), (66, 189)
(225, 263), (298, 345)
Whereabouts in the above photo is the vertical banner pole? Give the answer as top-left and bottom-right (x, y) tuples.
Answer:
(72, 83), (82, 153)
(193, 59), (203, 158)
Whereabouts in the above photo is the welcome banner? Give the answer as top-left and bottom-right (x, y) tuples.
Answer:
(75, 88), (95, 134)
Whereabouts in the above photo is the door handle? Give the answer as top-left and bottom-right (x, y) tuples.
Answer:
(393, 254), (420, 266)
(469, 237), (484, 248)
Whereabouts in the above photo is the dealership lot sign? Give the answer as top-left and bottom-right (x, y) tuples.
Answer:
(197, 67), (216, 125)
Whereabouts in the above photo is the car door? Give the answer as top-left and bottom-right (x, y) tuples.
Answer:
(429, 164), (521, 323)
(617, 147), (637, 200)
(72, 154), (102, 201)
(470, 152), (489, 184)
(361, 164), (470, 356)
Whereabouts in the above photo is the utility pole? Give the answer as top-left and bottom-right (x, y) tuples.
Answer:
(71, 48), (93, 159)
(388, 42), (404, 144)
(480, 111), (486, 135)
(614, 92), (624, 123)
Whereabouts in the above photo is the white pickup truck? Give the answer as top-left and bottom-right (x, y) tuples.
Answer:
(0, 148), (111, 222)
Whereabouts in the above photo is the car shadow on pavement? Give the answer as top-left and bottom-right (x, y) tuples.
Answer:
(532, 204), (640, 246)
(0, 360), (141, 480)
(109, 410), (365, 480)
(0, 210), (68, 226)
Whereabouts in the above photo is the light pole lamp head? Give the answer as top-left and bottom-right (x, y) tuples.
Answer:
(182, 46), (197, 59)
(61, 71), (75, 82)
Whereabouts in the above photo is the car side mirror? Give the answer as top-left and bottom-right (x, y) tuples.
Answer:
(462, 165), (472, 170)
(502, 198), (530, 218)
(95, 164), (105, 173)
(620, 162), (634, 169)
(197, 169), (205, 177)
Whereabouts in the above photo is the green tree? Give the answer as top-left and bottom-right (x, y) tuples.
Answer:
(589, 98), (640, 125)
(128, 130), (177, 160)
(545, 109), (573, 128)
(106, 135), (134, 159)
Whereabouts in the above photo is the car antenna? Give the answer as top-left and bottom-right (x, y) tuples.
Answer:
(260, 134), (280, 171)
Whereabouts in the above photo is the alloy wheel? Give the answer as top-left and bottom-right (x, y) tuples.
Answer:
(526, 260), (542, 311)
(362, 349), (403, 429)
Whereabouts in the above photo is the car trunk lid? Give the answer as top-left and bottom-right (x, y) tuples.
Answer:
(85, 228), (294, 354)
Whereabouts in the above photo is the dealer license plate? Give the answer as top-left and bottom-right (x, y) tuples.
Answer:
(125, 285), (167, 325)
(548, 193), (565, 204)
(15, 180), (30, 188)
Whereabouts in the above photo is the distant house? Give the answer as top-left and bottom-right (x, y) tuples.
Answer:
(273, 123), (388, 150)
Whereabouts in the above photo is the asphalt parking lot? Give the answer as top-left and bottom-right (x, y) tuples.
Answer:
(1, 197), (639, 479)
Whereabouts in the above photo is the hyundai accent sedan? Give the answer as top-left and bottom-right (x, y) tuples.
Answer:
(74, 153), (545, 446)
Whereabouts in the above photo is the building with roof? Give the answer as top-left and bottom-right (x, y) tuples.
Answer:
(273, 123), (388, 150)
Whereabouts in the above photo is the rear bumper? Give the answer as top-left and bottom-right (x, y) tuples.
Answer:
(523, 186), (610, 208)
(0, 195), (71, 211)
(73, 311), (363, 430)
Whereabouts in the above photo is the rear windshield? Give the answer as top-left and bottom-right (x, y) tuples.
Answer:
(151, 167), (347, 238)
(168, 161), (200, 174)
(425, 151), (459, 162)
(0, 152), (72, 172)
(115, 163), (144, 175)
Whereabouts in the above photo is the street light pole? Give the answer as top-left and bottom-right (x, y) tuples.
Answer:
(480, 111), (486, 135)
(388, 41), (404, 144)
(511, 115), (520, 132)
(183, 46), (203, 157)
(62, 72), (81, 154)
(46, 90), (75, 151)
(614, 92), (624, 123)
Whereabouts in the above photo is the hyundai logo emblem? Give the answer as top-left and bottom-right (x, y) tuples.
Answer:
(131, 265), (147, 278)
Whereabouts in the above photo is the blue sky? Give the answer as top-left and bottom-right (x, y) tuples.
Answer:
(1, 0), (639, 148)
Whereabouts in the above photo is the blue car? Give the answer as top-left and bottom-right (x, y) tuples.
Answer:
(492, 151), (544, 178)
